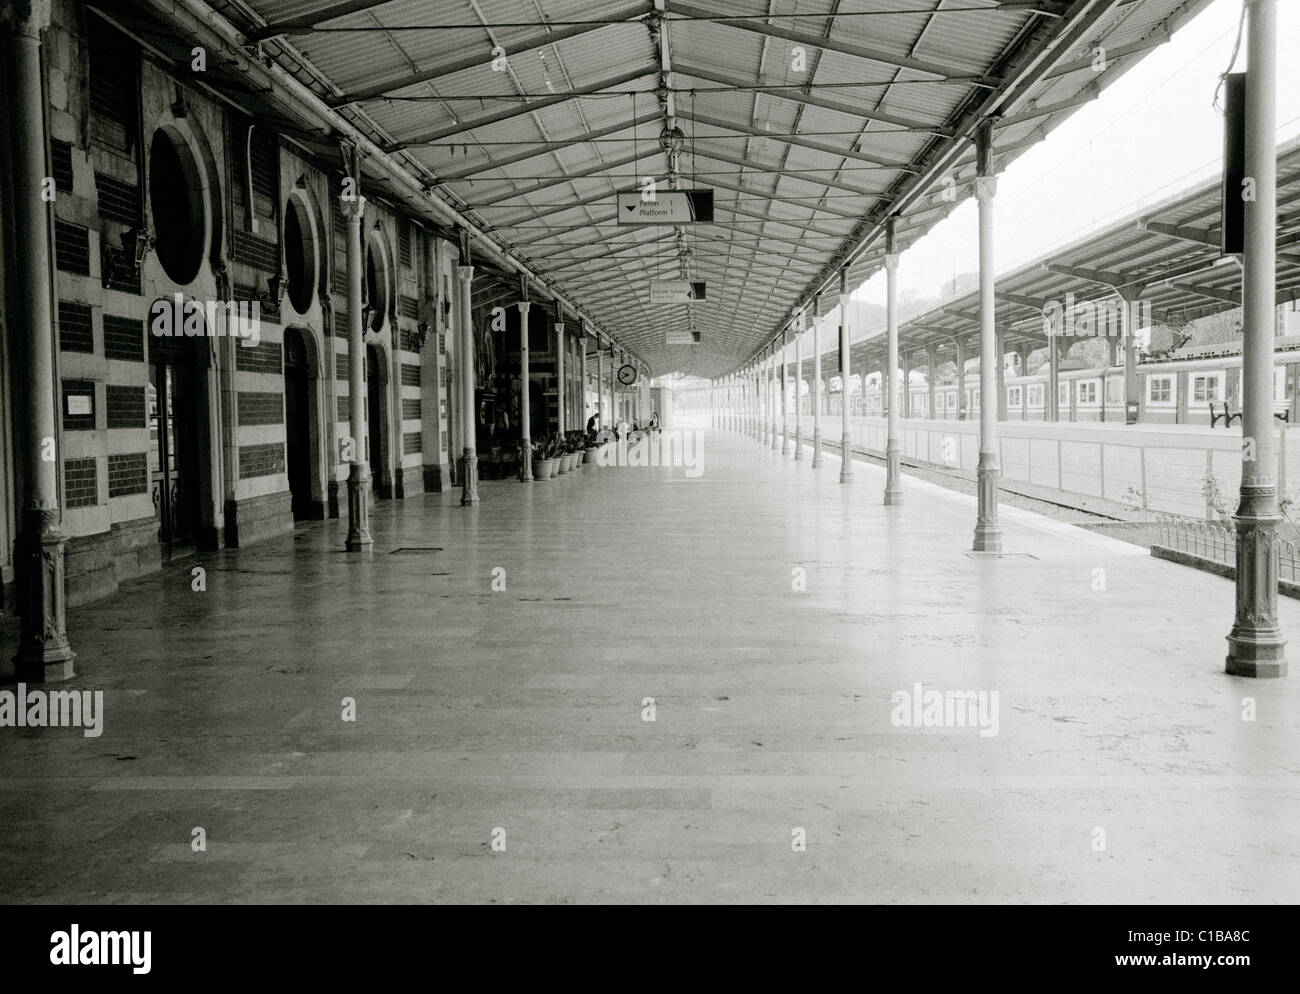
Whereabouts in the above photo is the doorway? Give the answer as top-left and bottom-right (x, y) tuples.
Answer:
(148, 342), (202, 559)
(366, 344), (388, 499)
(283, 328), (314, 520)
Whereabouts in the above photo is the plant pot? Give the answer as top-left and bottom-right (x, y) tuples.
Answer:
(545, 457), (559, 479)
(531, 458), (548, 480)
(584, 447), (598, 464)
(557, 453), (571, 474)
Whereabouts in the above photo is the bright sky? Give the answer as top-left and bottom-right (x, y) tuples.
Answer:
(856, 0), (1300, 312)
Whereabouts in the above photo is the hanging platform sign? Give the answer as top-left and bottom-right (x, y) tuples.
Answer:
(616, 189), (714, 225)
(649, 280), (707, 304)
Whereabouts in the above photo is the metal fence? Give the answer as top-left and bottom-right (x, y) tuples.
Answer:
(1154, 513), (1300, 582)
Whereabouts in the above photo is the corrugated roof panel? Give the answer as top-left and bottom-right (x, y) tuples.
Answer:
(207, 0), (1227, 375)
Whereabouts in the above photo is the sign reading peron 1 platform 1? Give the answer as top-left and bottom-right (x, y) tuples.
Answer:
(616, 189), (714, 224)
(649, 280), (707, 304)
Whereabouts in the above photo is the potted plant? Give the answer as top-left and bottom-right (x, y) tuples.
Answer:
(557, 435), (573, 475)
(565, 431), (584, 473)
(528, 435), (551, 481)
(542, 436), (560, 479)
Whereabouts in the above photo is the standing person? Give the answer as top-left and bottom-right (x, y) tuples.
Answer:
(586, 410), (599, 445)
(649, 411), (661, 435)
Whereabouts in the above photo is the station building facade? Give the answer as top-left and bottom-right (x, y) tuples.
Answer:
(0, 1), (609, 645)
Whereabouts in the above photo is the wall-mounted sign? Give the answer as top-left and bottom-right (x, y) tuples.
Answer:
(65, 393), (93, 417)
(616, 189), (714, 225)
(650, 280), (707, 304)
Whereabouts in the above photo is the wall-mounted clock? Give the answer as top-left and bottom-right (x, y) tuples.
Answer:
(618, 363), (638, 386)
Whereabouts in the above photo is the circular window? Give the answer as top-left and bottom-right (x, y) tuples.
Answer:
(148, 129), (205, 286)
(365, 238), (389, 333)
(283, 196), (315, 314)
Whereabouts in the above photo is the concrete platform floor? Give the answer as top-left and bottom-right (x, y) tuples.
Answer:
(2, 429), (1299, 904)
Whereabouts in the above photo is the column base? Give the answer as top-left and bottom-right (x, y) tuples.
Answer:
(10, 513), (77, 683)
(972, 525), (1003, 553)
(811, 430), (822, 468)
(794, 436), (803, 460)
(884, 442), (902, 505)
(1225, 497), (1287, 676)
(520, 440), (533, 482)
(839, 435), (853, 482)
(345, 461), (374, 551)
(973, 458), (1001, 551)
(1225, 636), (1288, 678)
(460, 451), (480, 505)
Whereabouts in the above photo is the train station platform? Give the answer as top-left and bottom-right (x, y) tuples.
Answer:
(1, 430), (1298, 904)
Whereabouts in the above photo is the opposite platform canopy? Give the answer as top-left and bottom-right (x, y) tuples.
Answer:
(102, 0), (1216, 378)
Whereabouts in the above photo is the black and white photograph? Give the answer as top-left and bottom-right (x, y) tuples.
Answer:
(0, 0), (1294, 971)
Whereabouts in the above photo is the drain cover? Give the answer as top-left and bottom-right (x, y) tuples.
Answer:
(390, 547), (443, 555)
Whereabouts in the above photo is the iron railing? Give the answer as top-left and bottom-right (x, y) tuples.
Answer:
(1154, 513), (1300, 582)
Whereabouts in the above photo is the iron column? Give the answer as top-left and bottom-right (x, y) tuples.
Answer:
(769, 337), (780, 454)
(1227, 0), (1286, 677)
(518, 300), (533, 481)
(973, 120), (1002, 552)
(343, 192), (374, 547)
(6, 0), (75, 680)
(456, 264), (479, 505)
(812, 295), (823, 468)
(794, 316), (803, 459)
(556, 315), (566, 437)
(839, 270), (853, 483)
(884, 218), (903, 505)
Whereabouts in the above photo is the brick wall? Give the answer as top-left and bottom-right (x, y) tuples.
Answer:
(105, 385), (145, 429)
(239, 442), (285, 479)
(59, 301), (94, 353)
(235, 341), (282, 374)
(238, 391), (285, 426)
(103, 314), (144, 361)
(107, 453), (147, 497)
(65, 458), (98, 508)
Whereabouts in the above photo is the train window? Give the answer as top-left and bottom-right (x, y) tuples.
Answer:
(1078, 381), (1098, 404)
(936, 392), (944, 412)
(1058, 383), (1069, 406)
(1148, 376), (1173, 404)
(1028, 385), (1044, 406)
(1192, 375), (1219, 403)
(1008, 386), (1022, 406)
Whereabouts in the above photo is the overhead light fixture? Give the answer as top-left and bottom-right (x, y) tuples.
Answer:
(659, 125), (685, 156)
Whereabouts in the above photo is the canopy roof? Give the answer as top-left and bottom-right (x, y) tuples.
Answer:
(104, 0), (1217, 377)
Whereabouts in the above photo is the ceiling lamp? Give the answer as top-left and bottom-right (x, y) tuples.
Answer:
(659, 125), (685, 156)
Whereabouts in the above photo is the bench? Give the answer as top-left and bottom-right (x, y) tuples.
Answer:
(1209, 402), (1291, 426)
(1209, 403), (1241, 428)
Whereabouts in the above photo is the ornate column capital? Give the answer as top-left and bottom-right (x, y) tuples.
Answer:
(0, 0), (51, 37)
(973, 175), (999, 203)
(884, 252), (900, 273)
(339, 193), (366, 221)
(456, 264), (473, 285)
